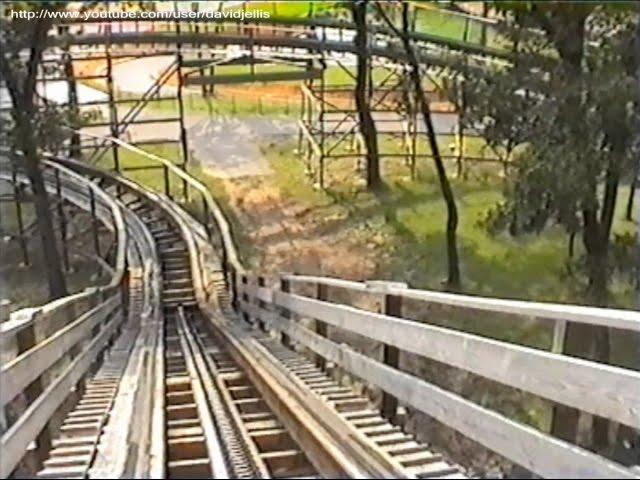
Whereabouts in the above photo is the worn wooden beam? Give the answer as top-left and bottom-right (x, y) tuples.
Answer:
(272, 291), (640, 429)
(0, 310), (124, 478)
(281, 275), (640, 332)
(267, 313), (636, 479)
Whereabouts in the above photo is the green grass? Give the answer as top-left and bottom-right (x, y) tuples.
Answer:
(262, 138), (637, 312)
(124, 91), (299, 118)
(225, 1), (343, 19)
(93, 144), (256, 262)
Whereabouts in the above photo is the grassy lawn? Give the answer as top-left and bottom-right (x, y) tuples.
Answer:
(262, 138), (637, 311)
(225, 1), (344, 19)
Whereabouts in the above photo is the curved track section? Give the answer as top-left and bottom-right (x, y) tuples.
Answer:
(3, 141), (637, 479)
(41, 154), (468, 479)
(49, 158), (325, 479)
(0, 155), (160, 479)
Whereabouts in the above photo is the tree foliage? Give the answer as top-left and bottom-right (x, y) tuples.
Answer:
(450, 2), (639, 453)
(455, 4), (638, 304)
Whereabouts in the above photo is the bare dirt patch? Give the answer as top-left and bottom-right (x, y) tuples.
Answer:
(221, 175), (380, 279)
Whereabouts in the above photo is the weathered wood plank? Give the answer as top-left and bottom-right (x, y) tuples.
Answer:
(1, 295), (120, 407)
(267, 313), (636, 479)
(240, 284), (273, 304)
(0, 310), (124, 478)
(281, 275), (640, 332)
(273, 291), (640, 429)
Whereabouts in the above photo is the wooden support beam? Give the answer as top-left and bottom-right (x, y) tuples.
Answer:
(381, 293), (402, 422)
(280, 276), (292, 348)
(184, 69), (323, 86)
(315, 283), (328, 370)
(272, 291), (640, 429)
(266, 313), (636, 479)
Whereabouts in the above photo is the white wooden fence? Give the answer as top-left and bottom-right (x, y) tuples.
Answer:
(236, 273), (640, 479)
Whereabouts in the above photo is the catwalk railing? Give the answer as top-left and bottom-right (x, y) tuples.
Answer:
(236, 273), (640, 478)
(0, 155), (157, 478)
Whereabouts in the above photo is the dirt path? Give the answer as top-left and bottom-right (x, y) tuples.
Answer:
(222, 175), (381, 279)
(73, 56), (396, 278)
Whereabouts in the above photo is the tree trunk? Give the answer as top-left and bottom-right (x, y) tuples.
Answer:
(616, 14), (640, 459)
(626, 169), (636, 221)
(1, 17), (68, 300)
(378, 2), (461, 290)
(552, 205), (612, 446)
(540, 10), (615, 449)
(352, 1), (382, 190)
(480, 3), (489, 47)
(18, 124), (69, 300)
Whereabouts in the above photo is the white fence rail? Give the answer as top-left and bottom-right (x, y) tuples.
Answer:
(237, 273), (640, 479)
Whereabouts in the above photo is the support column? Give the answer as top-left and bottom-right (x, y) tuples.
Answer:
(315, 282), (329, 370)
(89, 187), (101, 257)
(64, 48), (80, 159)
(257, 276), (267, 332)
(176, 52), (190, 201)
(54, 170), (70, 272)
(16, 311), (51, 471)
(105, 47), (120, 172)
(381, 293), (402, 422)
(366, 281), (407, 423)
(241, 275), (251, 325)
(280, 276), (292, 348)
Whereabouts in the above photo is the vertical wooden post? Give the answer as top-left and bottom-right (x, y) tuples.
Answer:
(318, 60), (326, 188)
(257, 276), (267, 332)
(89, 187), (101, 257)
(176, 52), (190, 201)
(280, 276), (292, 348)
(381, 293), (402, 422)
(15, 311), (51, 468)
(63, 48), (80, 159)
(55, 170), (70, 272)
(366, 281), (407, 423)
(163, 165), (171, 198)
(105, 48), (120, 172)
(315, 282), (328, 369)
(241, 275), (251, 325)
(230, 267), (238, 311)
(201, 194), (211, 237)
(0, 300), (10, 435)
